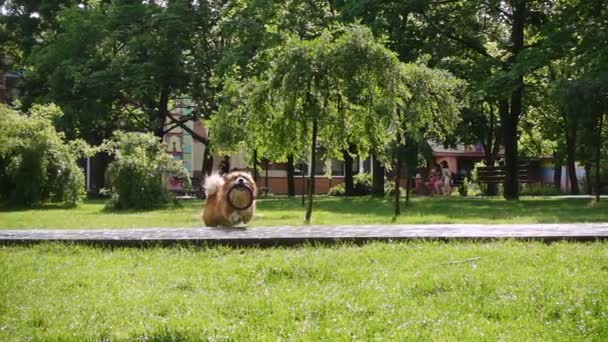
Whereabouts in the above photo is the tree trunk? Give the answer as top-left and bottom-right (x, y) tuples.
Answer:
(91, 152), (110, 192)
(301, 162), (306, 207)
(220, 155), (230, 174)
(501, 106), (519, 200)
(403, 139), (417, 205)
(371, 155), (385, 197)
(502, 0), (526, 201)
(305, 118), (318, 223)
(287, 154), (295, 197)
(343, 146), (354, 196)
(201, 142), (213, 177)
(596, 113), (604, 202)
(566, 125), (579, 194)
(252, 149), (259, 185)
(584, 163), (592, 194)
(155, 87), (170, 138)
(485, 161), (498, 196)
(405, 164), (411, 206)
(484, 101), (503, 197)
(264, 158), (269, 191)
(553, 150), (563, 192)
(393, 150), (402, 218)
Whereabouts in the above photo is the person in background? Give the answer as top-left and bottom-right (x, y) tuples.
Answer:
(415, 169), (425, 195)
(425, 167), (439, 196)
(440, 161), (452, 195)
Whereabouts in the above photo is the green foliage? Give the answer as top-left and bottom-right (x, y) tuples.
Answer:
(520, 184), (561, 197)
(101, 132), (190, 210)
(327, 173), (372, 196)
(28, 0), (214, 146)
(212, 25), (402, 161)
(0, 104), (86, 206)
(327, 183), (345, 196)
(395, 62), (465, 142)
(353, 172), (373, 195)
(384, 179), (405, 198)
(458, 178), (469, 197)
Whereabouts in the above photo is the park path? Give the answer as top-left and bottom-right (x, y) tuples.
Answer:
(2, 223), (608, 246)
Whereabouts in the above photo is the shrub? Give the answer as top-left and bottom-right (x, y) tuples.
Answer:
(384, 180), (405, 197)
(327, 183), (346, 196)
(458, 178), (469, 197)
(102, 131), (190, 209)
(0, 104), (86, 206)
(328, 173), (373, 196)
(353, 172), (372, 195)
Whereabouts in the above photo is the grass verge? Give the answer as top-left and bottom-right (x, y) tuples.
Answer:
(1, 196), (608, 229)
(1, 241), (607, 340)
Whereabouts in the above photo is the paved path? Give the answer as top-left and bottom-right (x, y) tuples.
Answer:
(2, 223), (608, 246)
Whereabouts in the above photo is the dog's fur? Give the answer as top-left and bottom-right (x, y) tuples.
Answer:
(202, 171), (257, 227)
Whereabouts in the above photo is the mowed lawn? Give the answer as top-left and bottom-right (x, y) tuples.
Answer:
(1, 242), (607, 340)
(1, 196), (608, 229)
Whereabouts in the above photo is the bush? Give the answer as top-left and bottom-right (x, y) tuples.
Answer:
(102, 131), (190, 209)
(327, 183), (346, 196)
(353, 172), (372, 195)
(458, 178), (469, 197)
(384, 180), (405, 197)
(327, 173), (373, 196)
(0, 104), (86, 206)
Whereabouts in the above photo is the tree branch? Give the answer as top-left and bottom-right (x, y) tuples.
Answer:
(166, 113), (209, 145)
(420, 11), (500, 63)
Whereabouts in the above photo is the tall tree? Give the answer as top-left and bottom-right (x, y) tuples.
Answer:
(212, 25), (401, 222)
(391, 62), (463, 216)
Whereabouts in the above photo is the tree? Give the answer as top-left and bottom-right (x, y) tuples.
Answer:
(391, 62), (464, 216)
(29, 1), (216, 140)
(212, 25), (401, 222)
(381, 0), (567, 200)
(0, 0), (78, 73)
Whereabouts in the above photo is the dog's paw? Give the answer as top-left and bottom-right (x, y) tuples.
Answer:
(228, 212), (243, 226)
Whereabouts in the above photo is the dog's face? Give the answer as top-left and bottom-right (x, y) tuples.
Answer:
(223, 171), (257, 209)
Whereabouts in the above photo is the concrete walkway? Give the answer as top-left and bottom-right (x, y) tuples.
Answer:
(2, 223), (608, 246)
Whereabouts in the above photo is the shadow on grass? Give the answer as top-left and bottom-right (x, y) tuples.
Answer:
(257, 196), (608, 223)
(0, 198), (199, 214)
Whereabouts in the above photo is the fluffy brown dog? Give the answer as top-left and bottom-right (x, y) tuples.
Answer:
(202, 171), (257, 227)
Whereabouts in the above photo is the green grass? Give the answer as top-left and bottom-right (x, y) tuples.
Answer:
(1, 242), (607, 340)
(1, 196), (608, 229)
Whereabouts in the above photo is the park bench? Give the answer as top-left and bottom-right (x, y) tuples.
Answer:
(476, 162), (537, 184)
(171, 176), (205, 199)
(452, 174), (466, 187)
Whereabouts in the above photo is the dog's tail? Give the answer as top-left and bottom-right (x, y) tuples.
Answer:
(204, 173), (224, 197)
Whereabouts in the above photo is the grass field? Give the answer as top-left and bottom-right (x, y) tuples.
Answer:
(1, 196), (608, 229)
(1, 241), (607, 340)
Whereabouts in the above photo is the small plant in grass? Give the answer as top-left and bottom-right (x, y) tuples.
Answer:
(101, 131), (190, 209)
(0, 104), (86, 206)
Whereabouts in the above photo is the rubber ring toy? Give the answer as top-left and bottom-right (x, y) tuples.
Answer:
(227, 185), (254, 210)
